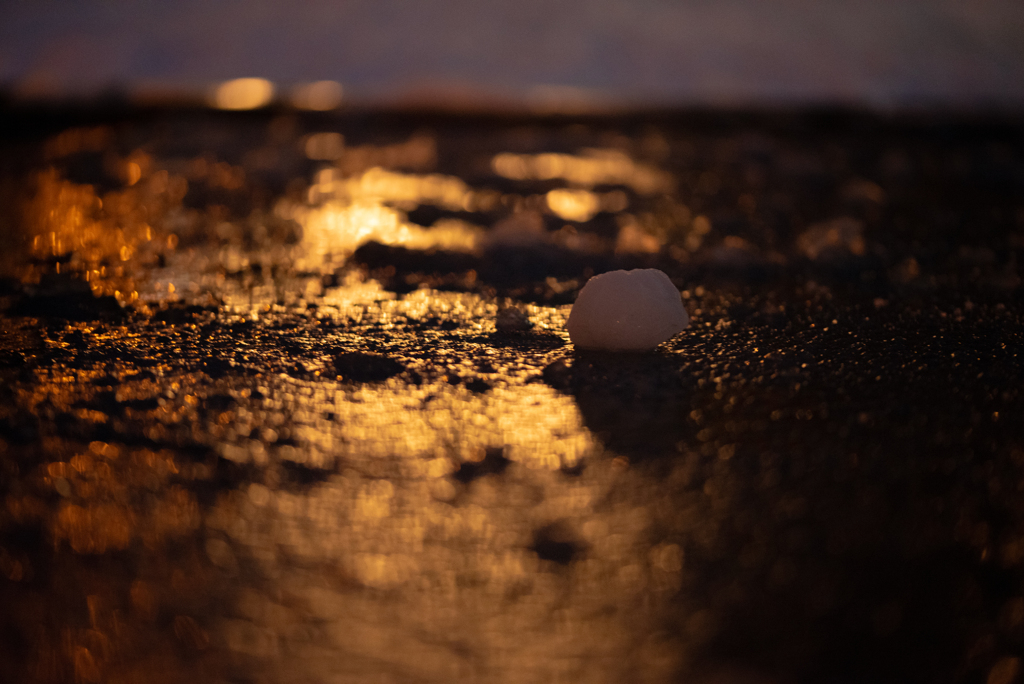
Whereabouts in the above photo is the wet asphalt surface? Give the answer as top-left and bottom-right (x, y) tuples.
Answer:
(0, 105), (1023, 684)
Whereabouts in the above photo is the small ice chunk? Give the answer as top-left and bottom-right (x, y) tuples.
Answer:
(567, 269), (689, 351)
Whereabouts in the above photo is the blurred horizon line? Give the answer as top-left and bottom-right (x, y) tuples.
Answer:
(5, 78), (1024, 118)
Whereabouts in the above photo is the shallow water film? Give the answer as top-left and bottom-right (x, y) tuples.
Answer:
(1, 108), (1023, 684)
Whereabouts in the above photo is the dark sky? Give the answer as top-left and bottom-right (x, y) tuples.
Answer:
(2, 0), (1023, 108)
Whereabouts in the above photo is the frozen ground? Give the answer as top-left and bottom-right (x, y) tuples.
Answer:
(0, 106), (1023, 683)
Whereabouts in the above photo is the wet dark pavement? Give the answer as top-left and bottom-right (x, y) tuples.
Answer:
(1, 106), (1023, 683)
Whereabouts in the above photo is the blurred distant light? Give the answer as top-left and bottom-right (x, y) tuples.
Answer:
(491, 153), (530, 180)
(125, 162), (142, 186)
(304, 132), (345, 160)
(291, 81), (344, 111)
(547, 188), (600, 222)
(212, 78), (275, 110)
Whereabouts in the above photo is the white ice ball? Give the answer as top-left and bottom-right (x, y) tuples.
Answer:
(567, 269), (689, 351)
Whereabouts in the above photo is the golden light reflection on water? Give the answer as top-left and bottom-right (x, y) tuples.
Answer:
(492, 149), (672, 195)
(21, 164), (185, 305)
(308, 166), (473, 210)
(213, 378), (592, 470)
(289, 143), (674, 270)
(6, 357), (690, 681)
(8, 441), (200, 557)
(14, 127), (682, 317)
(282, 164), (482, 269)
(286, 199), (479, 271)
(203, 447), (683, 682)
(0, 125), (710, 684)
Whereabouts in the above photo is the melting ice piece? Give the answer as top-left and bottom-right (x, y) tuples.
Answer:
(567, 268), (689, 351)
